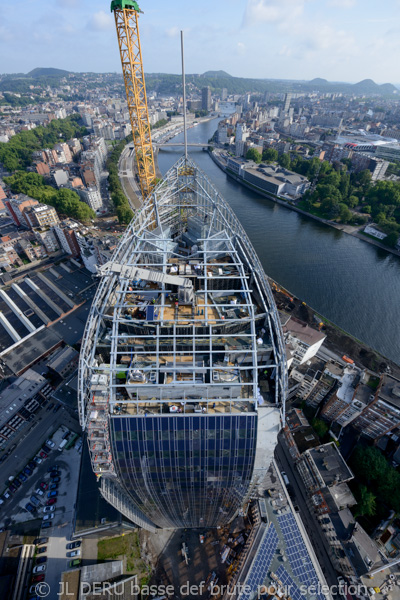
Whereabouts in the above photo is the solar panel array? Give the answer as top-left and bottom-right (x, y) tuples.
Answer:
(275, 565), (305, 600)
(277, 513), (325, 600)
(238, 524), (279, 600)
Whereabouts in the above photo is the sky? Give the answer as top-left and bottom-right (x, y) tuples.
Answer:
(1, 0), (400, 84)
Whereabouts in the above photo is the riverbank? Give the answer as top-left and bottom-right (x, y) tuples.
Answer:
(209, 149), (400, 259)
(270, 281), (399, 373)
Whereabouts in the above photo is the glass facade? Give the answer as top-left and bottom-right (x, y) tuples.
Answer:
(110, 414), (257, 528)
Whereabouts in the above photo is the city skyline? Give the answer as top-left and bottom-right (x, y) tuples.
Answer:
(2, 0), (400, 84)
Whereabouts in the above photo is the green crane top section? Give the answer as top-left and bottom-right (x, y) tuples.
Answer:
(110, 0), (141, 12)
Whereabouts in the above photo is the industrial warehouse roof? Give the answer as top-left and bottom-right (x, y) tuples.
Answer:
(0, 259), (95, 361)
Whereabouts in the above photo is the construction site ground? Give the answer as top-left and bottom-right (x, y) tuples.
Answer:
(144, 517), (248, 600)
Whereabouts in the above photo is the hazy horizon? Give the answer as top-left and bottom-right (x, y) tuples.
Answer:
(2, 67), (399, 89)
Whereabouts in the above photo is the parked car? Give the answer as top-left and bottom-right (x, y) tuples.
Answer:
(43, 505), (55, 513)
(12, 478), (21, 488)
(46, 402), (54, 411)
(53, 404), (61, 413)
(33, 565), (46, 573)
(36, 488), (44, 496)
(36, 546), (47, 554)
(41, 522), (52, 529)
(51, 477), (60, 484)
(42, 514), (52, 521)
(24, 467), (33, 476)
(39, 482), (48, 490)
(29, 585), (40, 594)
(69, 559), (81, 568)
(45, 440), (55, 448)
(34, 537), (48, 545)
(8, 484), (17, 493)
(31, 574), (45, 583)
(18, 473), (27, 482)
(3, 491), (10, 500)
(25, 503), (36, 513)
(28, 461), (36, 470)
(47, 491), (57, 498)
(47, 466), (59, 473)
(66, 549), (81, 558)
(46, 498), (57, 506)
(34, 456), (43, 465)
(66, 541), (81, 549)
(35, 556), (47, 564)
(39, 451), (48, 459)
(42, 445), (51, 454)
(30, 495), (40, 508)
(49, 484), (58, 491)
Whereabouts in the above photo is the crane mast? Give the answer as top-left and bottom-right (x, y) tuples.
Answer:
(111, 0), (156, 200)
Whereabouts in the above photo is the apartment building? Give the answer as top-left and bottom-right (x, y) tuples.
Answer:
(23, 204), (60, 229)
(34, 228), (60, 253)
(5, 196), (39, 227)
(352, 374), (400, 439)
(281, 316), (326, 367)
(53, 223), (80, 257)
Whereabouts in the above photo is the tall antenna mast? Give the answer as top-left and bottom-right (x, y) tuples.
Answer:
(181, 30), (188, 160)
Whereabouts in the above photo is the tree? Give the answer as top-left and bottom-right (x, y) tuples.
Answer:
(384, 231), (399, 248)
(116, 205), (134, 224)
(351, 446), (388, 484)
(339, 203), (352, 223)
(278, 153), (291, 169)
(4, 171), (95, 221)
(311, 418), (329, 439)
(322, 170), (341, 188)
(352, 169), (372, 196)
(0, 114), (86, 172)
(307, 157), (322, 179)
(246, 148), (262, 164)
(315, 184), (342, 204)
(339, 172), (350, 200)
(354, 485), (376, 517)
(341, 158), (353, 170)
(262, 148), (278, 163)
(321, 197), (340, 218)
(347, 195), (359, 209)
(367, 180), (400, 208)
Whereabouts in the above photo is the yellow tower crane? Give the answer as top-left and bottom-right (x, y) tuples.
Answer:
(111, 0), (156, 200)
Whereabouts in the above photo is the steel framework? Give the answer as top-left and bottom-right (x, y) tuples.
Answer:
(113, 3), (156, 200)
(78, 156), (287, 529)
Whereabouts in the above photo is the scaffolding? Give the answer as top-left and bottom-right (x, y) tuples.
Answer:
(79, 156), (287, 425)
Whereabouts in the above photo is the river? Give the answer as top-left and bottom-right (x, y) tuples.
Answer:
(157, 118), (399, 365)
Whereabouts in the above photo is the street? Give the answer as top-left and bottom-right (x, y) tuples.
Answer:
(0, 404), (80, 491)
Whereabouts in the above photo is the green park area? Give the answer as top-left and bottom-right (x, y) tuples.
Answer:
(246, 147), (400, 246)
(98, 532), (151, 584)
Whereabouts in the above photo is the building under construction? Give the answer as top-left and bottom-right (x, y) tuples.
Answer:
(78, 156), (287, 530)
